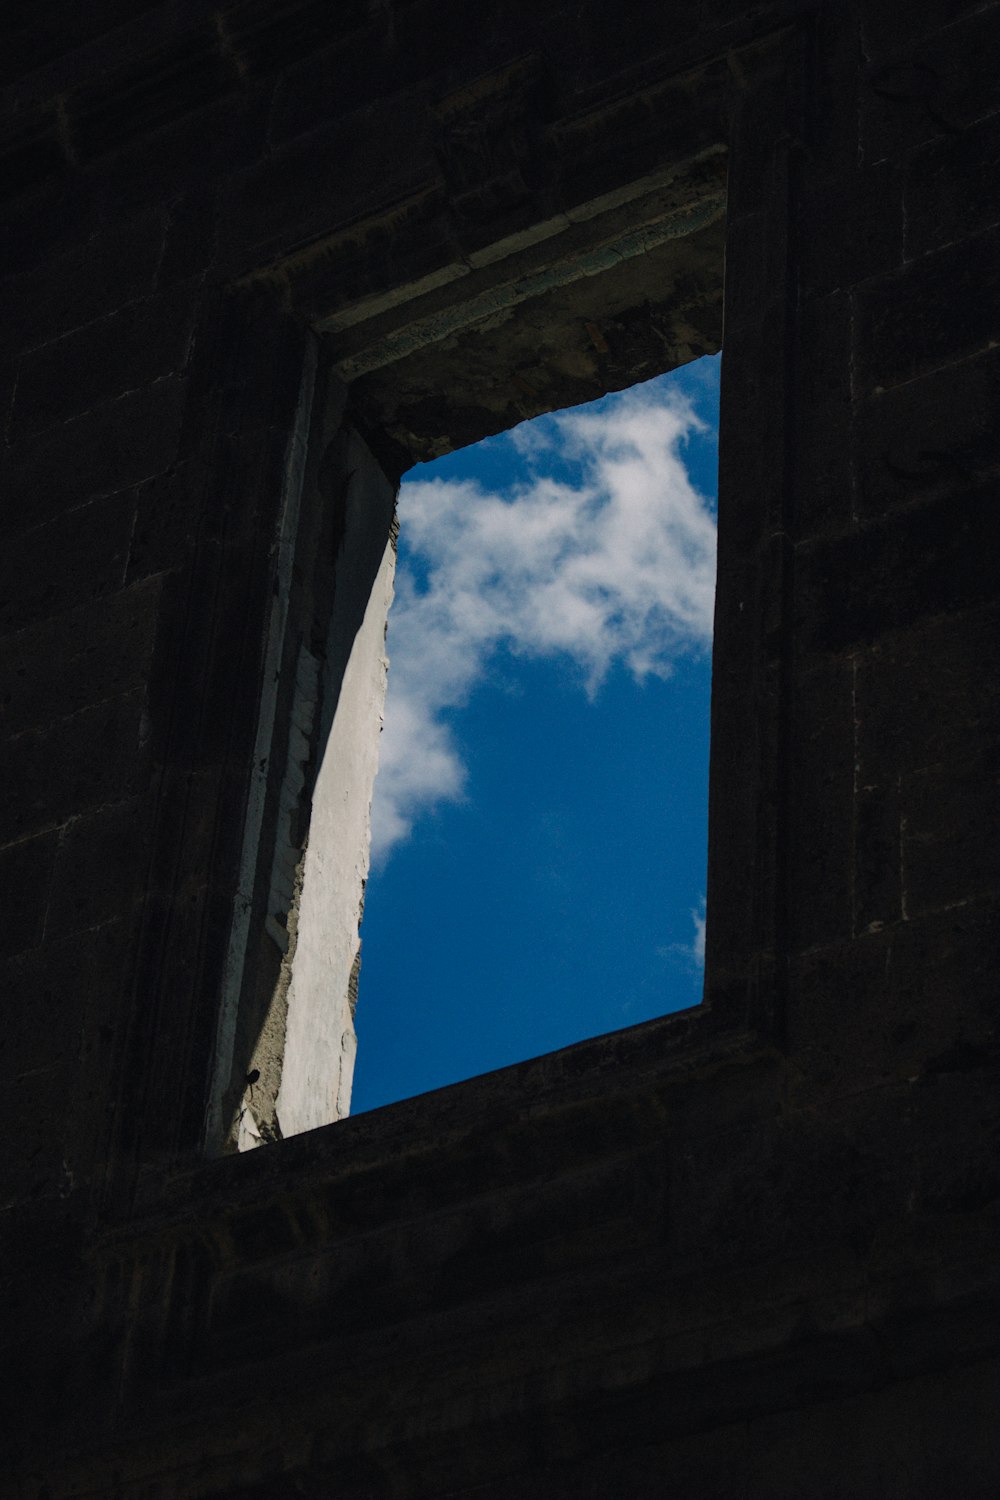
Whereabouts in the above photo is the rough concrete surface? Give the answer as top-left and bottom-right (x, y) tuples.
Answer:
(276, 500), (396, 1138)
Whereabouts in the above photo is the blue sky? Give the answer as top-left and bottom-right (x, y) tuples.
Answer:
(350, 354), (720, 1114)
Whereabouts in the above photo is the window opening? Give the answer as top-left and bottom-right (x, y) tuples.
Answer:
(351, 355), (720, 1114)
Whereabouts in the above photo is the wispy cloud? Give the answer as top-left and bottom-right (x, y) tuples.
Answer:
(691, 898), (707, 967)
(370, 380), (717, 859)
(655, 898), (708, 973)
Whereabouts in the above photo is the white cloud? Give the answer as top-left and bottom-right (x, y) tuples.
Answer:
(691, 898), (707, 968)
(655, 896), (708, 974)
(370, 379), (717, 859)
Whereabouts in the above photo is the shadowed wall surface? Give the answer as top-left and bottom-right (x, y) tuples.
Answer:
(1, 1), (999, 1495)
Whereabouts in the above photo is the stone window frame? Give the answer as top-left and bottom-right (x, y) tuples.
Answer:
(105, 25), (801, 1204)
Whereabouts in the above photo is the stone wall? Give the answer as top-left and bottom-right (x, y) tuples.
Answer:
(1, 0), (999, 1494)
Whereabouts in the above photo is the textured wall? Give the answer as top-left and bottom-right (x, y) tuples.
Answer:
(273, 442), (395, 1140)
(1, 0), (999, 1495)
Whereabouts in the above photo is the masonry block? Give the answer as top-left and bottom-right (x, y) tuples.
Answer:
(45, 797), (146, 940)
(157, 186), (219, 289)
(5, 1061), (78, 1206)
(0, 160), (116, 280)
(1, 375), (188, 537)
(904, 111), (1000, 260)
(0, 912), (135, 1206)
(0, 491), (136, 636)
(902, 754), (1000, 917)
(861, 0), (995, 57)
(217, 94), (438, 273)
(0, 918), (131, 1142)
(0, 690), (147, 843)
(911, 1067), (1000, 1215)
(0, 829), (59, 958)
(795, 483), (998, 655)
(854, 606), (1000, 789)
(891, 897), (1000, 1074)
(787, 930), (895, 1095)
(10, 283), (199, 439)
(269, 22), (417, 144)
(797, 162), (904, 298)
(0, 207), (167, 357)
(96, 85), (274, 220)
(0, 578), (161, 736)
(0, 0), (164, 90)
(553, 69), (720, 212)
(69, 22), (238, 162)
(286, 188), (458, 328)
(0, 103), (66, 205)
(855, 347), (1000, 521)
(120, 428), (287, 591)
(854, 227), (1000, 393)
(223, 0), (369, 80)
(861, 4), (1000, 164)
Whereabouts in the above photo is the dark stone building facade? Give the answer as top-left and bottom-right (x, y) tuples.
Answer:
(2, 0), (999, 1493)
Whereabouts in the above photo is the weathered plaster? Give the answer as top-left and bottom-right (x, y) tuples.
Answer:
(275, 448), (397, 1138)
